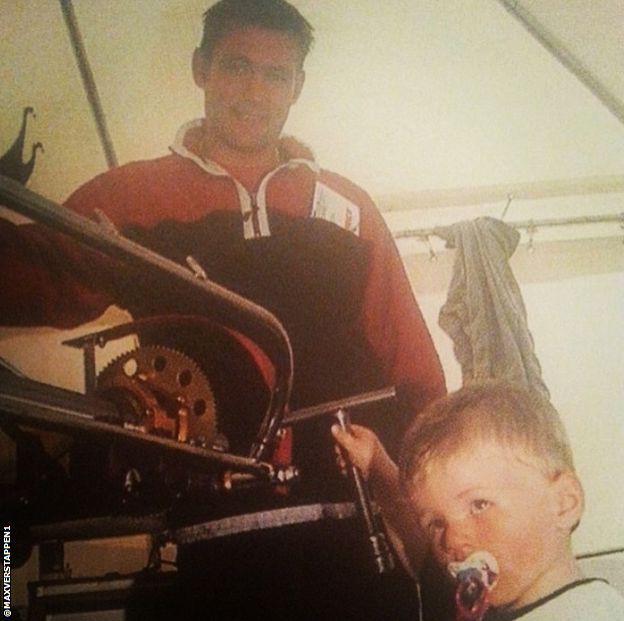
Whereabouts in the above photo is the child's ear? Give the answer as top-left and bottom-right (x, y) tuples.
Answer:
(551, 470), (584, 532)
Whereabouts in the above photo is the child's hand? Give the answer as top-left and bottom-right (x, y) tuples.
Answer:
(331, 423), (383, 481)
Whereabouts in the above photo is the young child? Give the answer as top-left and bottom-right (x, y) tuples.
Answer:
(332, 380), (624, 620)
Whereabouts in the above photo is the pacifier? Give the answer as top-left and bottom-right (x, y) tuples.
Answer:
(448, 551), (499, 621)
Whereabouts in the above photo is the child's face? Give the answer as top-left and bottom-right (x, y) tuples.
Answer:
(409, 440), (569, 610)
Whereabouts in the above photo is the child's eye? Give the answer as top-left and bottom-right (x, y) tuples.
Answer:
(470, 499), (492, 514)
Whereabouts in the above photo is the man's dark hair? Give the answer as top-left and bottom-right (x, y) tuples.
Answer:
(199, 0), (314, 68)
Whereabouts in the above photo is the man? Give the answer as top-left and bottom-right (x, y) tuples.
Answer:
(1, 0), (445, 618)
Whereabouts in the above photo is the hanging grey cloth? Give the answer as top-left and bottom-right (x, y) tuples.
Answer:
(434, 216), (549, 398)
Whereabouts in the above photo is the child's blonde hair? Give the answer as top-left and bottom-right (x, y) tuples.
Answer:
(399, 380), (575, 489)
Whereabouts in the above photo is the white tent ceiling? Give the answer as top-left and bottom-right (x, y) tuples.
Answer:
(1, 1), (623, 226)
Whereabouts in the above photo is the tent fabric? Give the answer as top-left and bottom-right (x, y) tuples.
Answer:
(434, 216), (549, 398)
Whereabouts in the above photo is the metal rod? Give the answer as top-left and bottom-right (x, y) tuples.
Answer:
(335, 409), (395, 574)
(0, 173), (293, 462)
(495, 0), (624, 127)
(59, 0), (118, 168)
(0, 378), (271, 474)
(283, 386), (396, 426)
(394, 213), (624, 241)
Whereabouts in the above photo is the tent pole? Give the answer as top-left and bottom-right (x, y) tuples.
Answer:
(394, 213), (624, 241)
(59, 0), (118, 168)
(495, 0), (624, 127)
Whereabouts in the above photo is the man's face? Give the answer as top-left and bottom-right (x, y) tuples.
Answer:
(193, 26), (305, 155)
(409, 441), (567, 611)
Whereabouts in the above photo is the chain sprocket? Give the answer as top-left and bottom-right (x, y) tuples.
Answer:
(96, 346), (217, 446)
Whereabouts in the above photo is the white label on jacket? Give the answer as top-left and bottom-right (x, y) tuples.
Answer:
(311, 182), (360, 236)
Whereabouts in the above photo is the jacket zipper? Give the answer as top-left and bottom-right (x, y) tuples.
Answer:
(249, 191), (262, 238)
